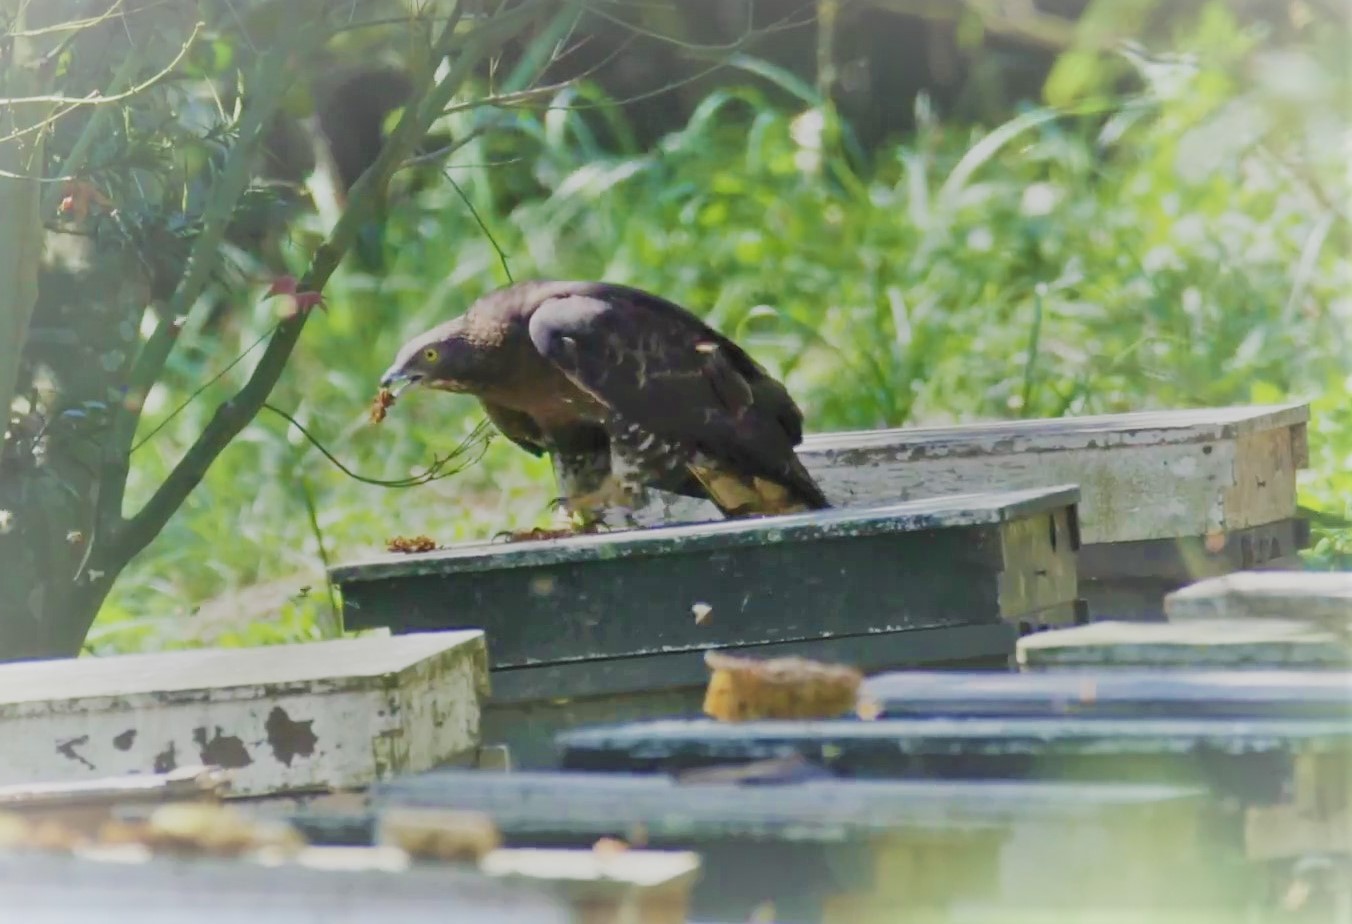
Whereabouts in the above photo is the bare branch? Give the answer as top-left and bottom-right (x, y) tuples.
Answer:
(397, 123), (493, 170)
(93, 45), (301, 560)
(0, 0), (171, 39)
(39, 53), (145, 211)
(0, 23), (204, 146)
(101, 0), (557, 577)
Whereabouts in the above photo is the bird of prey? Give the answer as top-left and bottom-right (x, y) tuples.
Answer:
(378, 280), (831, 532)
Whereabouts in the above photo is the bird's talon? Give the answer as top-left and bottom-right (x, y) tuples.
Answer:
(493, 526), (580, 543)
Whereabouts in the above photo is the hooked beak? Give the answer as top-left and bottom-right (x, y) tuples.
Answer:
(378, 366), (423, 396)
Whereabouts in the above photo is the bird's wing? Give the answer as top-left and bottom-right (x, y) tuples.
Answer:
(478, 399), (546, 456)
(526, 290), (825, 508)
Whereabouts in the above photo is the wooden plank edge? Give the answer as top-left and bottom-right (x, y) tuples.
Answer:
(327, 486), (1082, 583)
(484, 623), (1019, 706)
(798, 402), (1310, 456)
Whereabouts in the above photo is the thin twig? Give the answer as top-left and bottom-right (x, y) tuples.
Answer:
(297, 475), (341, 637)
(261, 403), (494, 488)
(446, 173), (512, 282)
(1020, 287), (1045, 418)
(129, 324), (279, 454)
(39, 52), (146, 213)
(0, 22), (203, 146)
(398, 123), (493, 171)
(441, 78), (579, 116)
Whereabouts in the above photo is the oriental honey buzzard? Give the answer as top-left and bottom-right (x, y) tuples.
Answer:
(379, 280), (830, 530)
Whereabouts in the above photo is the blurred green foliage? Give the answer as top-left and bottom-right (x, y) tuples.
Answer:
(88, 0), (1350, 652)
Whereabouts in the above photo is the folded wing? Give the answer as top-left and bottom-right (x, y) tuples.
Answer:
(526, 288), (829, 515)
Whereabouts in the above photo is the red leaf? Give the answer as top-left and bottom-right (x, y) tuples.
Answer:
(264, 275), (327, 315)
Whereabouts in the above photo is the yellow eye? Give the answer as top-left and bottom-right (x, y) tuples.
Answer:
(422, 347), (439, 363)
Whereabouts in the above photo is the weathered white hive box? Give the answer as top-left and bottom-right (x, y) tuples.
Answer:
(1166, 570), (1352, 637)
(639, 402), (1310, 620)
(0, 846), (577, 924)
(640, 401), (1307, 544)
(0, 630), (487, 798)
(1015, 619), (1352, 671)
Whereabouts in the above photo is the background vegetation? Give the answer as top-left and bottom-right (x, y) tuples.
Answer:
(26, 1), (1346, 654)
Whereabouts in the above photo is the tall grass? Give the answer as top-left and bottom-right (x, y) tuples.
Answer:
(89, 32), (1350, 652)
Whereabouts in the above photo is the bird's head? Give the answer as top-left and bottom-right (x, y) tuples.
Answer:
(379, 321), (480, 396)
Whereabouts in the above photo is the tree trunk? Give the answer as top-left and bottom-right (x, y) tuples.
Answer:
(0, 232), (151, 660)
(0, 0), (553, 661)
(0, 5), (51, 440)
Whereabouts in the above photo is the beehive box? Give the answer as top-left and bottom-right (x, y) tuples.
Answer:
(0, 845), (575, 923)
(0, 631), (488, 797)
(331, 486), (1083, 768)
(1165, 570), (1352, 636)
(333, 769), (1237, 923)
(854, 668), (1352, 721)
(1014, 619), (1352, 670)
(637, 402), (1311, 621)
(555, 709), (1352, 872)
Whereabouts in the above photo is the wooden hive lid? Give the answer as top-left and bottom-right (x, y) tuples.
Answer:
(554, 713), (1352, 776)
(368, 769), (1207, 842)
(1165, 570), (1352, 632)
(329, 485), (1080, 582)
(858, 668), (1352, 720)
(1015, 619), (1351, 669)
(0, 630), (484, 710)
(800, 402), (1308, 459)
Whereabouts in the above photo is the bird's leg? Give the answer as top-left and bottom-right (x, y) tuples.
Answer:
(567, 476), (646, 532)
(489, 498), (588, 544)
(570, 511), (609, 535)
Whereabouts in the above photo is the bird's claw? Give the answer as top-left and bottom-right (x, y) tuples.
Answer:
(492, 526), (579, 543)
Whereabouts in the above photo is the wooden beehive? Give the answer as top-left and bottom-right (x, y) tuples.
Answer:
(0, 631), (488, 797)
(331, 486), (1083, 768)
(339, 769), (1235, 922)
(553, 707), (1352, 876)
(853, 667), (1352, 721)
(636, 402), (1311, 621)
(0, 845), (575, 923)
(1014, 619), (1352, 670)
(1165, 570), (1352, 638)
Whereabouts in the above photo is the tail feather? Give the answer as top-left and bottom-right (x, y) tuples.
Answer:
(782, 455), (831, 510)
(690, 456), (831, 519)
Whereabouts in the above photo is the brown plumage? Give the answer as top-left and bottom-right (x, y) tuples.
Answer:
(379, 280), (830, 529)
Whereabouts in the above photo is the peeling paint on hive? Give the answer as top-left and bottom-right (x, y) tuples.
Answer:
(265, 706), (318, 767)
(0, 631), (487, 798)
